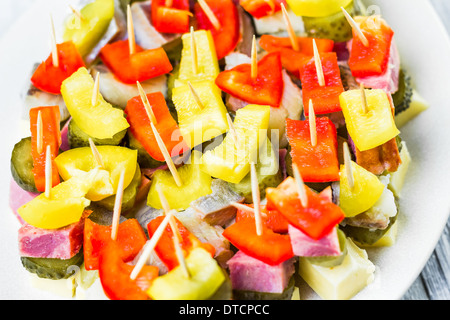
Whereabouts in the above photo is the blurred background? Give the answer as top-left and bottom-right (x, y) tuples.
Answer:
(0, 0), (448, 300)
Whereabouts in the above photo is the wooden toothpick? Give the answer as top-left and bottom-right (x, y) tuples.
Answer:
(92, 72), (100, 107)
(312, 39), (325, 87)
(88, 138), (105, 169)
(69, 5), (84, 21)
(250, 162), (263, 236)
(308, 99), (317, 147)
(137, 81), (158, 125)
(111, 169), (126, 241)
(130, 209), (176, 280)
(343, 142), (355, 189)
(187, 81), (205, 110)
(127, 5), (136, 55)
(150, 121), (183, 187)
(156, 186), (190, 278)
(44, 145), (52, 199)
(36, 111), (43, 155)
(292, 163), (308, 207)
(360, 83), (369, 113)
(341, 7), (369, 47)
(190, 27), (198, 75)
(280, 3), (299, 51)
(197, 0), (221, 30)
(50, 15), (59, 68)
(251, 35), (258, 80)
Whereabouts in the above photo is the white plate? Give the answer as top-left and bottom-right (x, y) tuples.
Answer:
(0, 0), (449, 300)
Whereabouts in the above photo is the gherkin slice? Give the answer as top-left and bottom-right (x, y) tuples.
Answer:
(21, 249), (84, 280)
(232, 276), (296, 300)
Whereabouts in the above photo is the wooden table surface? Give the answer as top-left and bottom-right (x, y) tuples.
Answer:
(402, 0), (450, 300)
(0, 0), (448, 300)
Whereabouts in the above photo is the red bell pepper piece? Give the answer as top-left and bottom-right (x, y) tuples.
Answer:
(99, 40), (173, 84)
(215, 52), (284, 107)
(240, 0), (285, 19)
(31, 41), (85, 94)
(125, 92), (189, 162)
(194, 0), (240, 60)
(151, 0), (191, 34)
(29, 106), (61, 192)
(266, 177), (345, 240)
(259, 35), (334, 78)
(99, 241), (158, 300)
(348, 16), (394, 78)
(84, 218), (148, 271)
(222, 218), (293, 265)
(235, 204), (289, 234)
(299, 52), (344, 116)
(286, 117), (340, 183)
(147, 216), (216, 271)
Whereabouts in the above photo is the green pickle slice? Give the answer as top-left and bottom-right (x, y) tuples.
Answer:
(302, 2), (355, 43)
(95, 163), (142, 212)
(126, 131), (166, 169)
(228, 139), (283, 203)
(11, 137), (38, 193)
(232, 276), (296, 300)
(305, 228), (348, 268)
(392, 70), (413, 115)
(21, 249), (84, 280)
(341, 212), (399, 246)
(68, 119), (127, 148)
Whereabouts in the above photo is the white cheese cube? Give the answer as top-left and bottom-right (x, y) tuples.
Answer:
(388, 142), (411, 197)
(298, 237), (375, 300)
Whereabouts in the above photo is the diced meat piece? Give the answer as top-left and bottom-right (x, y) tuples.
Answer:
(190, 179), (244, 226)
(9, 179), (39, 225)
(134, 198), (233, 268)
(349, 136), (401, 175)
(178, 207), (234, 268)
(289, 224), (341, 257)
(227, 250), (296, 294)
(353, 40), (400, 94)
(18, 219), (85, 260)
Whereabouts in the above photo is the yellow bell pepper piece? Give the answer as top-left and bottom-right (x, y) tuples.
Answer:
(176, 30), (219, 86)
(54, 146), (138, 201)
(339, 161), (385, 217)
(147, 151), (212, 211)
(286, 0), (352, 17)
(63, 0), (115, 57)
(339, 89), (400, 151)
(147, 248), (225, 300)
(17, 170), (98, 229)
(172, 80), (229, 149)
(61, 67), (129, 140)
(200, 104), (271, 184)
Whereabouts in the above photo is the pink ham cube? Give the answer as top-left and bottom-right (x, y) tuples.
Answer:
(18, 219), (85, 260)
(289, 224), (341, 257)
(227, 250), (295, 294)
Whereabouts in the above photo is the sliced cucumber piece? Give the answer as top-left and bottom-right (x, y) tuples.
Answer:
(21, 249), (84, 280)
(302, 1), (355, 43)
(68, 119), (127, 149)
(95, 164), (142, 212)
(305, 229), (348, 268)
(392, 70), (413, 116)
(11, 137), (38, 193)
(126, 131), (165, 169)
(228, 139), (283, 203)
(341, 211), (398, 246)
(232, 276), (296, 300)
